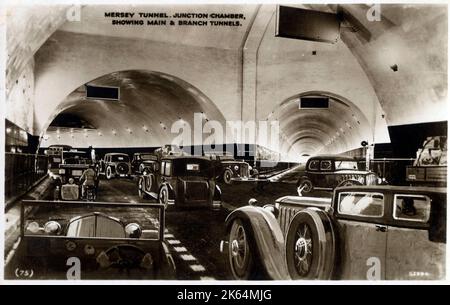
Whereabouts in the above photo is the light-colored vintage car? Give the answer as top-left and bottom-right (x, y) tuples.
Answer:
(221, 186), (446, 280)
(19, 200), (176, 279)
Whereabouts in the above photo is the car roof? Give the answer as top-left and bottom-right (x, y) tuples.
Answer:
(106, 153), (129, 156)
(335, 185), (447, 195)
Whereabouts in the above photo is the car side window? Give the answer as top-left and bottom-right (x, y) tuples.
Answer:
(393, 194), (431, 223)
(161, 161), (166, 175)
(320, 160), (332, 171)
(308, 160), (320, 171)
(338, 192), (384, 217)
(165, 161), (172, 176)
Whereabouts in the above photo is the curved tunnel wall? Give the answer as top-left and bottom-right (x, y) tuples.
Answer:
(6, 4), (446, 159)
(42, 70), (227, 148)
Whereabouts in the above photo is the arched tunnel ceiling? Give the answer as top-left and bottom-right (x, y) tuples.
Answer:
(43, 70), (226, 148)
(271, 94), (372, 158)
(5, 4), (447, 157)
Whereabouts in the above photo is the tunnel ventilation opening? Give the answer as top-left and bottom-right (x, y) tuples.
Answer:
(86, 84), (120, 101)
(300, 97), (329, 109)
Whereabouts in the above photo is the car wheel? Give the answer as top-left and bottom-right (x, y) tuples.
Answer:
(138, 177), (149, 200)
(158, 185), (170, 209)
(297, 178), (313, 194)
(106, 166), (113, 180)
(223, 169), (233, 185)
(285, 209), (336, 280)
(337, 179), (363, 187)
(228, 218), (263, 280)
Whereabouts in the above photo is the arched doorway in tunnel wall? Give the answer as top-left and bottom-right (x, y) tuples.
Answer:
(268, 91), (373, 161)
(39, 70), (227, 151)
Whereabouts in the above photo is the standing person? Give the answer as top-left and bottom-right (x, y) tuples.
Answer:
(80, 167), (97, 199)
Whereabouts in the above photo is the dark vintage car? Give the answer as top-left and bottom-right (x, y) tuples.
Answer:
(16, 200), (176, 279)
(295, 155), (379, 194)
(206, 153), (259, 185)
(137, 156), (222, 210)
(131, 153), (159, 174)
(221, 186), (446, 280)
(97, 153), (132, 179)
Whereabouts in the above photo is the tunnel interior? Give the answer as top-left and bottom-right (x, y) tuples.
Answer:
(42, 70), (227, 149)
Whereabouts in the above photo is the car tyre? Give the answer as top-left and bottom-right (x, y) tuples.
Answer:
(297, 178), (313, 194)
(158, 184), (170, 209)
(138, 177), (149, 200)
(227, 218), (264, 280)
(285, 209), (336, 280)
(223, 169), (233, 185)
(106, 166), (113, 180)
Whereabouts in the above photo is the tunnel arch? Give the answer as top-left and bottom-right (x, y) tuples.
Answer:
(40, 70), (227, 149)
(268, 91), (373, 159)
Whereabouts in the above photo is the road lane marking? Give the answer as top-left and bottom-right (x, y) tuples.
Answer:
(190, 264), (206, 272)
(180, 254), (196, 261)
(167, 239), (181, 245)
(173, 246), (188, 253)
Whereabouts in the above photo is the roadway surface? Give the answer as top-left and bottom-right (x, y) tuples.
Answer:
(5, 177), (331, 280)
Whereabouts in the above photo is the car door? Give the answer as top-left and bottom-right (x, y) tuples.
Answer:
(385, 193), (445, 280)
(335, 191), (387, 280)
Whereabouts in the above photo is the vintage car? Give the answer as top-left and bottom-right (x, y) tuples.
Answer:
(97, 153), (132, 179)
(296, 155), (379, 194)
(206, 153), (259, 185)
(221, 186), (446, 280)
(131, 153), (159, 174)
(17, 200), (176, 279)
(137, 156), (222, 210)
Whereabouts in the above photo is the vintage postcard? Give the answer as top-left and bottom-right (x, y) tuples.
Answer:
(1, 0), (448, 287)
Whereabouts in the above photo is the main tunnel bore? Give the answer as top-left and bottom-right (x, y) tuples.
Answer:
(41, 70), (227, 149)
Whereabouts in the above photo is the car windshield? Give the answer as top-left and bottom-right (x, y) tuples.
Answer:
(111, 155), (129, 162)
(335, 160), (358, 170)
(63, 152), (88, 164)
(140, 154), (157, 161)
(23, 202), (162, 241)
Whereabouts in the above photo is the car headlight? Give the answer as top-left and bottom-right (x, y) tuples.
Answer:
(234, 165), (239, 171)
(26, 221), (41, 233)
(44, 221), (61, 234)
(125, 223), (142, 238)
(249, 165), (253, 171)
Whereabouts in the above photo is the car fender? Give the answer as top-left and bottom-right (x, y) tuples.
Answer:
(160, 182), (176, 201)
(225, 206), (290, 280)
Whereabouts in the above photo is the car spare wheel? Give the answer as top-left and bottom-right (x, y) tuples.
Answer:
(117, 162), (129, 175)
(285, 209), (336, 280)
(223, 169), (233, 184)
(228, 218), (263, 280)
(106, 166), (113, 180)
(297, 178), (313, 194)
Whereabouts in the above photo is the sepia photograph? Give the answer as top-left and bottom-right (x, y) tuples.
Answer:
(1, 0), (448, 288)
